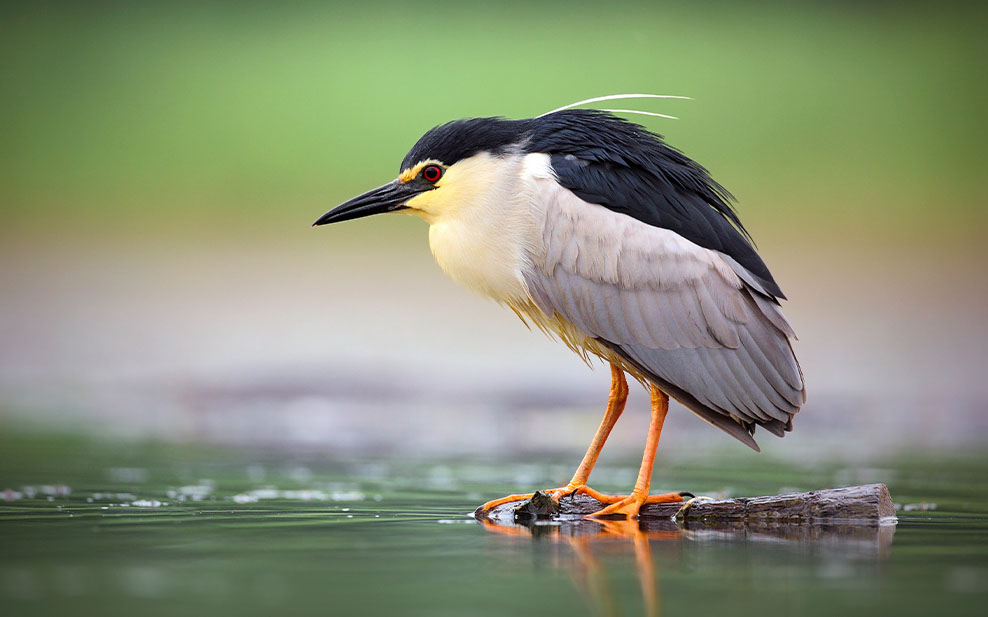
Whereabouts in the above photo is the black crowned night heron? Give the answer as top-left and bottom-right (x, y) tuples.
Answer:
(314, 95), (805, 519)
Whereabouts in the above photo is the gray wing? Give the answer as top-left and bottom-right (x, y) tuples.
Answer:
(524, 178), (806, 450)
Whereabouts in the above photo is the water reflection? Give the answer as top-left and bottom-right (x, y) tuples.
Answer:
(480, 516), (896, 617)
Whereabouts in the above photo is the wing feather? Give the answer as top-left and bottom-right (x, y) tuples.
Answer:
(525, 178), (805, 448)
(634, 290), (676, 348)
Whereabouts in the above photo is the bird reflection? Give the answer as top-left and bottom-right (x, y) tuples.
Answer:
(479, 514), (895, 617)
(480, 517), (682, 617)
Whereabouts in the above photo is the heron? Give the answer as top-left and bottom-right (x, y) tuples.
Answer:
(314, 95), (805, 518)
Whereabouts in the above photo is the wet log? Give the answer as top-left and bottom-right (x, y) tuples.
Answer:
(475, 483), (896, 526)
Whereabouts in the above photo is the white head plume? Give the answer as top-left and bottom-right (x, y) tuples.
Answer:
(538, 93), (692, 119)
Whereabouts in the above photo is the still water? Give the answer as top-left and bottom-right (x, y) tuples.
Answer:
(1, 435), (986, 616)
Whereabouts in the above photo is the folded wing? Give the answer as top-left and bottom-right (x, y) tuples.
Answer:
(524, 178), (806, 450)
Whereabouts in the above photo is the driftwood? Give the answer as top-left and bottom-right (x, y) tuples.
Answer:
(475, 483), (896, 526)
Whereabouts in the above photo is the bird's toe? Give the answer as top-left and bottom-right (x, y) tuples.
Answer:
(586, 494), (646, 519)
(480, 487), (569, 512)
(674, 495), (715, 520)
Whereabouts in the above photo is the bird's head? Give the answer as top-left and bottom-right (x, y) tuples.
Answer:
(313, 117), (529, 227)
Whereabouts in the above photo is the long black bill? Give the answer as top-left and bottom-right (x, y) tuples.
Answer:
(313, 181), (427, 226)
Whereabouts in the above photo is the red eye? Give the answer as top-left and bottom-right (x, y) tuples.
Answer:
(422, 165), (443, 183)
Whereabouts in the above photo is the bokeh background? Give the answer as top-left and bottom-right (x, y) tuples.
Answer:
(2, 0), (986, 463)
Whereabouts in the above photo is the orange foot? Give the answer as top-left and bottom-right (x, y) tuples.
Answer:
(479, 485), (684, 516)
(587, 491), (685, 519)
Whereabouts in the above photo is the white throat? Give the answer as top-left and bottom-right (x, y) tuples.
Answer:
(425, 152), (551, 304)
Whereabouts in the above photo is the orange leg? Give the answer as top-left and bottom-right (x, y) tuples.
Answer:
(479, 364), (628, 512)
(551, 364), (628, 498)
(588, 385), (683, 519)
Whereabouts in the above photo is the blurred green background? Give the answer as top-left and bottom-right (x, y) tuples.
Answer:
(2, 1), (985, 239)
(1, 0), (986, 455)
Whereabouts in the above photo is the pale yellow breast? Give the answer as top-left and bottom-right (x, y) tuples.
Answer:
(428, 213), (530, 303)
(422, 153), (537, 305)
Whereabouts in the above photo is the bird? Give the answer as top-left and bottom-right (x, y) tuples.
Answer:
(313, 95), (805, 518)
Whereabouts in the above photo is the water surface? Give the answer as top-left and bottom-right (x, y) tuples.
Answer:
(1, 435), (986, 616)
